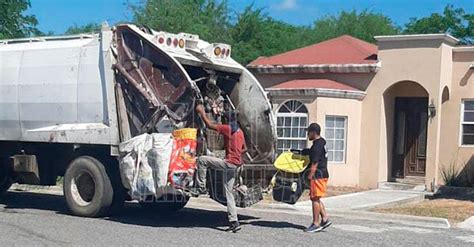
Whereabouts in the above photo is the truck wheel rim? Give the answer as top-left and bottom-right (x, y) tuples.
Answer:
(71, 171), (95, 207)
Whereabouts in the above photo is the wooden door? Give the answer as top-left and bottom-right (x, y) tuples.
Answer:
(392, 97), (428, 178)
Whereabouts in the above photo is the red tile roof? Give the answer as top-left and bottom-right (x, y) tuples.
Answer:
(249, 35), (377, 66)
(269, 79), (360, 91)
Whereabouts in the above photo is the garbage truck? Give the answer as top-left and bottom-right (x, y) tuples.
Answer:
(0, 23), (277, 217)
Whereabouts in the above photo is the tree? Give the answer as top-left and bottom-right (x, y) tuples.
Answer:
(0, 0), (41, 39)
(231, 6), (316, 64)
(403, 5), (473, 44)
(131, 0), (231, 43)
(312, 10), (400, 43)
(65, 23), (102, 35)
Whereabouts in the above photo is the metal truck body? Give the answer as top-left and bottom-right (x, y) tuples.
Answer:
(0, 31), (119, 145)
(0, 24), (276, 217)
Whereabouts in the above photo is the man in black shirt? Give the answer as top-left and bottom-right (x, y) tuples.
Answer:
(303, 123), (332, 233)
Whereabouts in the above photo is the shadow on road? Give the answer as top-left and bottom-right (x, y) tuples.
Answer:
(0, 191), (69, 214)
(1, 191), (287, 230)
(108, 203), (259, 230)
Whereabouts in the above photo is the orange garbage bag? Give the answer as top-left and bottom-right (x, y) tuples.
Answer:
(168, 128), (198, 188)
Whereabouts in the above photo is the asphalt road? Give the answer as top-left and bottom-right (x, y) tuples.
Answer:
(0, 190), (473, 246)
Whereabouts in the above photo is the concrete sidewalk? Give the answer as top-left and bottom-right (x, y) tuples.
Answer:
(296, 189), (426, 210)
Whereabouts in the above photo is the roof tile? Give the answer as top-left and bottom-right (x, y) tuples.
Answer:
(249, 35), (377, 66)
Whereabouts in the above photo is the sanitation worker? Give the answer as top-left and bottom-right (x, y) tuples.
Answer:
(193, 103), (246, 233)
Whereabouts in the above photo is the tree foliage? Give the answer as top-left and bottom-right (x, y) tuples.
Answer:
(65, 23), (102, 35)
(131, 0), (231, 43)
(130, 1), (402, 64)
(312, 10), (400, 43)
(0, 0), (41, 39)
(404, 5), (473, 44)
(230, 6), (316, 64)
(4, 0), (473, 64)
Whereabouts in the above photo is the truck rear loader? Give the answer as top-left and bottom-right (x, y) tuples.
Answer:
(0, 24), (277, 217)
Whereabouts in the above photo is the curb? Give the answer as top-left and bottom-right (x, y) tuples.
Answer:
(9, 184), (63, 195)
(328, 209), (451, 229)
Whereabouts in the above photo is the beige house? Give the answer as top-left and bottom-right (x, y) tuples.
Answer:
(248, 34), (474, 191)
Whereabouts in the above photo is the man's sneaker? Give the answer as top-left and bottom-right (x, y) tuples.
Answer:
(320, 219), (332, 229)
(225, 221), (241, 233)
(304, 223), (323, 233)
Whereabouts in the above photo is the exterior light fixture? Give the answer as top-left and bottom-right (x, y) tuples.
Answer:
(428, 100), (436, 118)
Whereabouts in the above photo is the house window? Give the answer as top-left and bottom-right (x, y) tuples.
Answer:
(325, 116), (347, 163)
(276, 100), (308, 153)
(461, 100), (474, 145)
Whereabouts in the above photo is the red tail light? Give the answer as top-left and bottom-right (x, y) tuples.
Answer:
(173, 38), (178, 47)
(158, 37), (164, 44)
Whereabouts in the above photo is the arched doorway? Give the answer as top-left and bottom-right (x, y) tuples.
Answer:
(383, 81), (429, 180)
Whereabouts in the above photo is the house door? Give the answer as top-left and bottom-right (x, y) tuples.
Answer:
(392, 97), (428, 178)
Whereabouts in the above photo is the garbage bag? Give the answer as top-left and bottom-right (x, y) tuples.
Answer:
(119, 133), (170, 200)
(148, 133), (173, 188)
(168, 128), (197, 188)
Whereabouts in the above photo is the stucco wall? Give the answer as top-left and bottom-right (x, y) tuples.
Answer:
(316, 97), (362, 187)
(360, 39), (446, 190)
(438, 50), (474, 185)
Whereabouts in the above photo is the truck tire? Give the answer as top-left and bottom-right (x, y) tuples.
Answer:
(0, 157), (13, 196)
(139, 194), (189, 212)
(64, 156), (113, 217)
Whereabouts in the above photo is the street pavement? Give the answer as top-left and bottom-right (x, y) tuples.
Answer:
(0, 190), (473, 246)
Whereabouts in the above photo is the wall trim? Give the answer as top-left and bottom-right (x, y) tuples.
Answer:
(375, 33), (459, 45)
(267, 88), (366, 100)
(247, 62), (381, 74)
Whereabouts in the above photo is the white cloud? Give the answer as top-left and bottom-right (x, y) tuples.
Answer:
(274, 0), (299, 10)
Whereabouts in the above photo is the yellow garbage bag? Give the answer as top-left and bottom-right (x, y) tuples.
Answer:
(273, 151), (310, 174)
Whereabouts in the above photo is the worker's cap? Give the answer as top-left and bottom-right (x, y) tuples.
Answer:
(306, 123), (321, 134)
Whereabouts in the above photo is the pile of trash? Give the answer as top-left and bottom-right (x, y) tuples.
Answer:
(118, 128), (197, 200)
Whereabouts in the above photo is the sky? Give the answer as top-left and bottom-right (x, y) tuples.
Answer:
(28, 0), (474, 34)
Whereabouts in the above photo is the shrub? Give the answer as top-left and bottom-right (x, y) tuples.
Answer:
(440, 161), (461, 186)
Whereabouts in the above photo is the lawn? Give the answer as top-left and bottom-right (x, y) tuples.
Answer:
(373, 195), (474, 224)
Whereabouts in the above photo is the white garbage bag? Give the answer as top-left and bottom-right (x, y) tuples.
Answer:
(119, 134), (154, 200)
(148, 133), (173, 188)
(118, 133), (174, 201)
